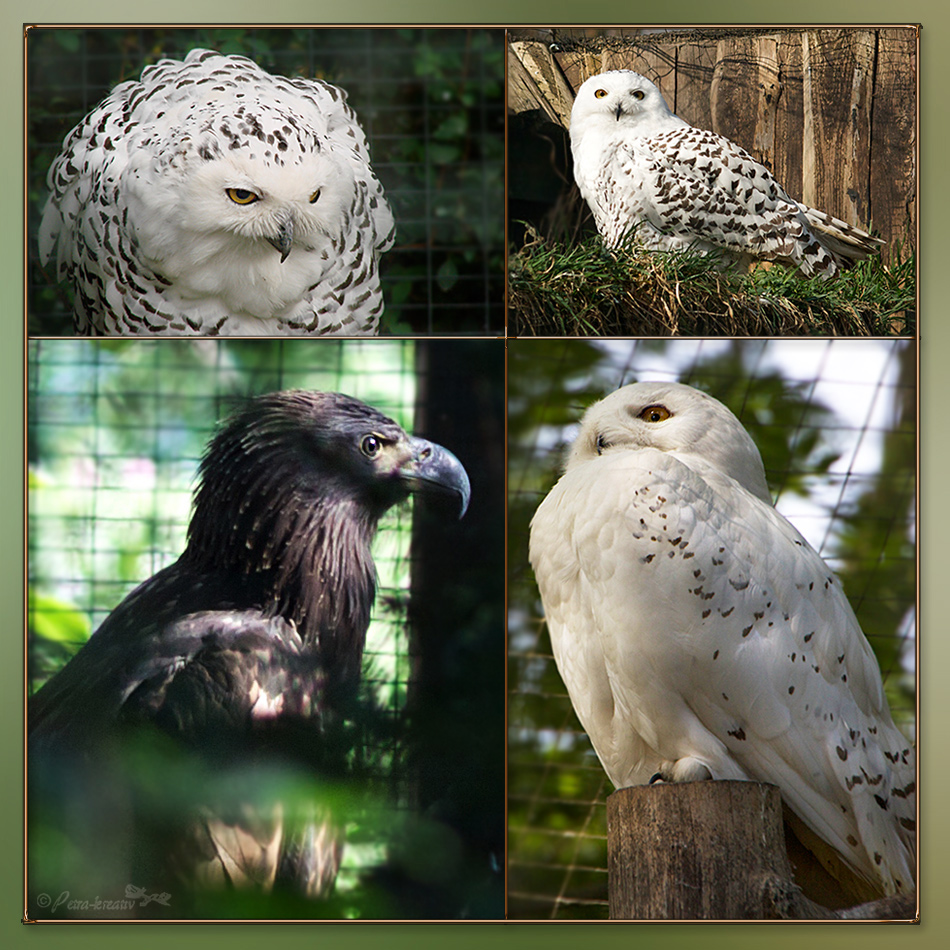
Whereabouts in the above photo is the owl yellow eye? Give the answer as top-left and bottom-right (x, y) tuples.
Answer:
(594, 88), (609, 99)
(309, 189), (321, 204)
(632, 90), (645, 100)
(638, 405), (671, 423)
(226, 188), (259, 205)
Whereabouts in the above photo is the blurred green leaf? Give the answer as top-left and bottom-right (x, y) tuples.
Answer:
(30, 593), (90, 645)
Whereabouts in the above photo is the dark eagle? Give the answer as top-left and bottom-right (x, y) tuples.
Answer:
(28, 390), (470, 917)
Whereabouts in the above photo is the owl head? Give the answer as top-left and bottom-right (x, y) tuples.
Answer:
(570, 70), (687, 144)
(175, 143), (357, 256)
(117, 99), (390, 317)
(567, 381), (772, 504)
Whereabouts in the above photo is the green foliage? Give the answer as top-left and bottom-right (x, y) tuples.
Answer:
(27, 591), (90, 688)
(507, 339), (605, 619)
(830, 343), (917, 727)
(510, 229), (916, 337)
(29, 593), (90, 645)
(29, 703), (462, 919)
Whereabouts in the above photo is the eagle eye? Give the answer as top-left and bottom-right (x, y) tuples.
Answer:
(360, 435), (382, 458)
(632, 90), (645, 101)
(594, 88), (608, 99)
(226, 188), (259, 205)
(638, 405), (671, 424)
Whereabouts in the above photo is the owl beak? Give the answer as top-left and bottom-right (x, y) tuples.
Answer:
(614, 103), (624, 120)
(266, 216), (295, 263)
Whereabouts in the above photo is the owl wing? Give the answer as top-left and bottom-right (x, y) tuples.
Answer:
(38, 74), (137, 270)
(602, 126), (838, 274)
(530, 447), (915, 898)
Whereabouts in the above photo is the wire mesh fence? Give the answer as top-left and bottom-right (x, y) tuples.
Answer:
(28, 336), (506, 917)
(507, 338), (917, 919)
(27, 27), (505, 336)
(27, 340), (417, 889)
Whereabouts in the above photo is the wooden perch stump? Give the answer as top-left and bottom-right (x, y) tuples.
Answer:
(607, 781), (916, 920)
(609, 780), (805, 920)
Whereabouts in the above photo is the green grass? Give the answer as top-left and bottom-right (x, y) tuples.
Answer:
(509, 228), (916, 337)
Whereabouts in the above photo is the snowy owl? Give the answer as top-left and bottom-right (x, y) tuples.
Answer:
(529, 381), (915, 909)
(38, 48), (395, 336)
(570, 71), (883, 278)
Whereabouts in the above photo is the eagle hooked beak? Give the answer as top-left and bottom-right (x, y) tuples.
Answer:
(266, 215), (295, 263)
(401, 438), (471, 519)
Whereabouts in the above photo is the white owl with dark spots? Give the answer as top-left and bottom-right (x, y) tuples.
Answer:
(529, 382), (915, 909)
(38, 48), (395, 336)
(570, 71), (883, 278)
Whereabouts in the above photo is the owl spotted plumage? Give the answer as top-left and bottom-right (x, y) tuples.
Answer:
(570, 71), (883, 279)
(530, 382), (915, 908)
(39, 48), (395, 336)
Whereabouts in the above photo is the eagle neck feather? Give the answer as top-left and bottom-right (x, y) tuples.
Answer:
(185, 428), (381, 692)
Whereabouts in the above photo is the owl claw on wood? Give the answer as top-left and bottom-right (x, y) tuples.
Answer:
(38, 49), (395, 336)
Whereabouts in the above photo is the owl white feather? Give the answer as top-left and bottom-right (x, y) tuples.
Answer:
(570, 71), (883, 278)
(38, 48), (395, 335)
(529, 381), (915, 907)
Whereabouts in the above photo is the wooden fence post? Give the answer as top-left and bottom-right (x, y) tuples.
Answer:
(607, 780), (800, 920)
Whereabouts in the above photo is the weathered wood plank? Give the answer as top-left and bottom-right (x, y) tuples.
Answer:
(773, 34), (804, 201)
(672, 39), (717, 131)
(507, 41), (575, 126)
(710, 33), (780, 173)
(871, 27), (918, 260)
(801, 30), (877, 228)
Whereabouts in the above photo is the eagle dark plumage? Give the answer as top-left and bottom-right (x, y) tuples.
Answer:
(28, 390), (470, 917)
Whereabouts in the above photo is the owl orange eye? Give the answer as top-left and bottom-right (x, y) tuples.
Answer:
(632, 90), (645, 100)
(594, 88), (608, 98)
(638, 405), (671, 423)
(226, 188), (259, 205)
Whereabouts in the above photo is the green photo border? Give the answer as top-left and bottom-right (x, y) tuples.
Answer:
(6, 2), (946, 947)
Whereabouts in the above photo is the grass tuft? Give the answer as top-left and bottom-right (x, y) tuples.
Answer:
(509, 228), (915, 337)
